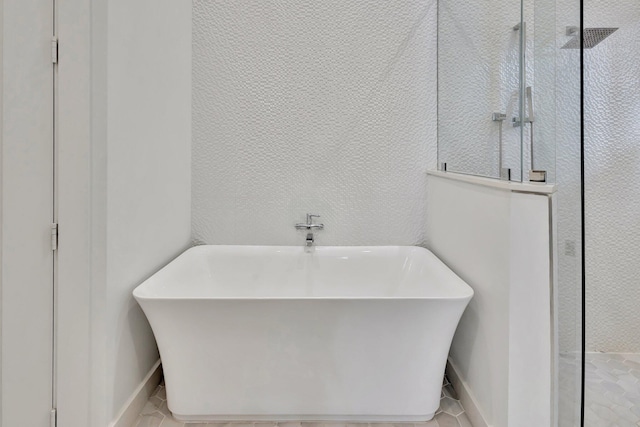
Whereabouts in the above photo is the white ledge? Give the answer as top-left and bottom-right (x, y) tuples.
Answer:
(427, 170), (557, 194)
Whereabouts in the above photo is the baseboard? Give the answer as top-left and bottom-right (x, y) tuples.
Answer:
(446, 359), (490, 427)
(108, 360), (163, 427)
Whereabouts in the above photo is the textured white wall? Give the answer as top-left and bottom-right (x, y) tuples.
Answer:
(583, 0), (640, 353)
(104, 0), (192, 422)
(192, 0), (437, 246)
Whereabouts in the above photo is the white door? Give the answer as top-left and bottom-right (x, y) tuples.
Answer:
(1, 0), (55, 426)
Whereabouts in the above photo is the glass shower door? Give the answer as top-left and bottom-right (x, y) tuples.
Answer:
(437, 0), (524, 180)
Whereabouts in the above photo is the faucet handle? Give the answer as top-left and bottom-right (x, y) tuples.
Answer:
(306, 213), (320, 224)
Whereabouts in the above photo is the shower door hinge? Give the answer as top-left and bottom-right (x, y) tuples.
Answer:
(50, 408), (57, 427)
(51, 37), (58, 64)
(51, 223), (58, 251)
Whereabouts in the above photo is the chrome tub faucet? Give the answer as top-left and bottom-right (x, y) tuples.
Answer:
(295, 214), (324, 247)
(305, 233), (314, 247)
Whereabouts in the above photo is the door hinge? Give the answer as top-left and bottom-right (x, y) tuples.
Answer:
(50, 408), (57, 427)
(51, 223), (58, 251)
(51, 37), (58, 64)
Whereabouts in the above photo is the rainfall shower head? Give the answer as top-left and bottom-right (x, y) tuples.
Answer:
(562, 27), (619, 49)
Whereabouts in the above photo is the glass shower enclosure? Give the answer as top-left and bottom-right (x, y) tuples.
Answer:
(437, 0), (583, 425)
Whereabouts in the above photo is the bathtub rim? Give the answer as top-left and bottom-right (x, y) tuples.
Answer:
(132, 244), (474, 302)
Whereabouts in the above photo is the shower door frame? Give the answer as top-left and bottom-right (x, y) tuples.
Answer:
(579, 1), (586, 426)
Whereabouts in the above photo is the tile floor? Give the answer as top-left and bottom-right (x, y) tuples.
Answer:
(133, 376), (473, 427)
(559, 352), (640, 426)
(583, 352), (640, 426)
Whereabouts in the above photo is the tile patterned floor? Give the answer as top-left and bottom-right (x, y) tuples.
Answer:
(133, 376), (473, 427)
(560, 352), (640, 426)
(583, 352), (640, 426)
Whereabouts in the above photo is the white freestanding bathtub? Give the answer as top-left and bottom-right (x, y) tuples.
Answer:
(133, 245), (473, 422)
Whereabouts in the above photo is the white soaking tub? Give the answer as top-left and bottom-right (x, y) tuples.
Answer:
(133, 245), (473, 422)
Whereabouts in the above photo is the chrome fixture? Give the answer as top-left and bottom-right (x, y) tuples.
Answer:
(438, 162), (447, 172)
(492, 113), (507, 180)
(305, 233), (314, 247)
(562, 27), (618, 49)
(515, 20), (529, 182)
(516, 86), (547, 182)
(512, 117), (533, 127)
(512, 86), (534, 127)
(513, 24), (545, 182)
(492, 112), (507, 122)
(295, 214), (324, 230)
(566, 26), (579, 36)
(295, 214), (324, 247)
(509, 86), (546, 182)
